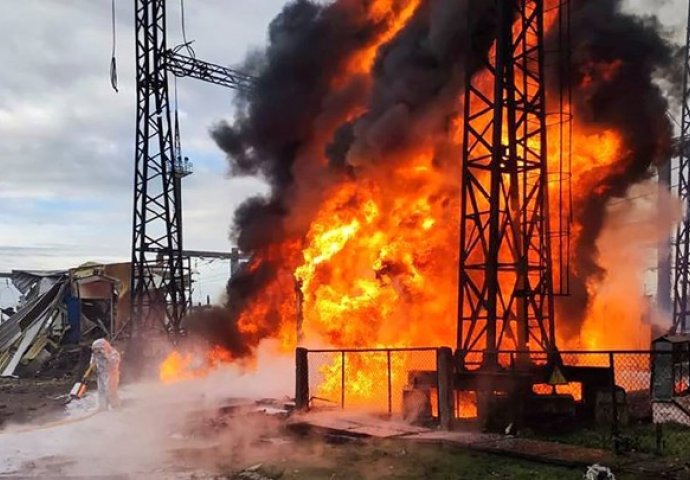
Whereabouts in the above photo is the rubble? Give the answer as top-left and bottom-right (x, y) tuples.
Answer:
(0, 263), (129, 378)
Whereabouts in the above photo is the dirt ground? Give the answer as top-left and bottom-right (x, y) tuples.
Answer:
(0, 377), (74, 428)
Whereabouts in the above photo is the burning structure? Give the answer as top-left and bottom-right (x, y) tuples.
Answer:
(165, 0), (682, 426)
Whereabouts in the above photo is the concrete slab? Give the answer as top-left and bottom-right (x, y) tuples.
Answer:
(405, 430), (501, 446)
(288, 411), (429, 438)
(349, 424), (423, 437)
(293, 412), (618, 468)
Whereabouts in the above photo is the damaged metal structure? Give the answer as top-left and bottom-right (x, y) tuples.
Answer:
(0, 264), (128, 377)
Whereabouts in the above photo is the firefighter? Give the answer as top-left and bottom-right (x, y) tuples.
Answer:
(89, 338), (121, 410)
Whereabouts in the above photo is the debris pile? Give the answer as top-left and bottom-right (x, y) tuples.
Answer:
(0, 263), (129, 378)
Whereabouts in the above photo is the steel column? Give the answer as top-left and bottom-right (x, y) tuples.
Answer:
(672, 0), (690, 334)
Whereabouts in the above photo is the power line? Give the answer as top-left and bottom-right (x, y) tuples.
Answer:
(110, 0), (118, 92)
(179, 0), (195, 58)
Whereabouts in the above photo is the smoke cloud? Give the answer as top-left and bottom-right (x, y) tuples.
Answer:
(575, 180), (681, 349)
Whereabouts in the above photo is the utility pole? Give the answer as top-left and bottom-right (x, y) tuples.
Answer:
(457, 0), (556, 365)
(130, 0), (252, 337)
(671, 0), (690, 335)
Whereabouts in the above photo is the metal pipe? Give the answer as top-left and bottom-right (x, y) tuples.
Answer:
(609, 352), (620, 453)
(387, 350), (392, 416)
(306, 347), (440, 354)
(341, 351), (345, 410)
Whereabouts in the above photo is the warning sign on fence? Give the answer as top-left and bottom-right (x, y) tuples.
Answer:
(548, 365), (568, 386)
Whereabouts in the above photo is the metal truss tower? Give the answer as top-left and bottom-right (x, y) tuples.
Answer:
(458, 0), (556, 365)
(131, 0), (252, 336)
(671, 1), (690, 335)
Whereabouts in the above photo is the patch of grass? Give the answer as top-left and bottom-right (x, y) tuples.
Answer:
(527, 422), (690, 458)
(258, 439), (613, 480)
(653, 423), (690, 458)
(525, 425), (613, 451)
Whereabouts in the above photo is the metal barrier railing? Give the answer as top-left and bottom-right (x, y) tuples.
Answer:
(297, 347), (440, 417)
(295, 347), (690, 455)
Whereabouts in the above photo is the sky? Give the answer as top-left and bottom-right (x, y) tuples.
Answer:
(0, 0), (687, 312)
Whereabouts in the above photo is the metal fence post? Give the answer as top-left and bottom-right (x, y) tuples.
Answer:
(437, 346), (455, 431)
(387, 350), (392, 416)
(341, 351), (346, 409)
(609, 352), (620, 453)
(295, 347), (309, 411)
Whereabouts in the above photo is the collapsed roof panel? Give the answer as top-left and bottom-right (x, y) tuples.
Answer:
(10, 270), (66, 296)
(0, 280), (68, 377)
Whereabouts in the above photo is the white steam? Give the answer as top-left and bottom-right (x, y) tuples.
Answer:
(576, 179), (681, 349)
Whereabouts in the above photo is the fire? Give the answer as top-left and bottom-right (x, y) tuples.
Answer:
(291, 150), (458, 406)
(533, 382), (583, 402)
(160, 351), (197, 384)
(285, 1), (629, 408)
(159, 345), (234, 384)
(457, 391), (478, 419)
(161, 0), (667, 415)
(294, 166), (455, 350)
(346, 0), (421, 74)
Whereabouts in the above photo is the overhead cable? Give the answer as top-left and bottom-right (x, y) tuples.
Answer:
(110, 0), (119, 92)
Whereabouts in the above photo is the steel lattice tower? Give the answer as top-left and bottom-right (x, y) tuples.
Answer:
(132, 0), (185, 335)
(458, 0), (556, 365)
(671, 1), (690, 334)
(130, 0), (253, 336)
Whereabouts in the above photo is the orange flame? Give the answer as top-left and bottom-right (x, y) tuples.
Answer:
(159, 345), (234, 384)
(160, 351), (197, 384)
(533, 382), (583, 401)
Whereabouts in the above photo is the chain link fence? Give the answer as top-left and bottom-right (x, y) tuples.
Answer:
(537, 350), (689, 456)
(610, 351), (689, 456)
(304, 348), (438, 417)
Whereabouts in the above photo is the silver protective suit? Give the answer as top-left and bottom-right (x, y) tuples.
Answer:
(89, 338), (121, 410)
